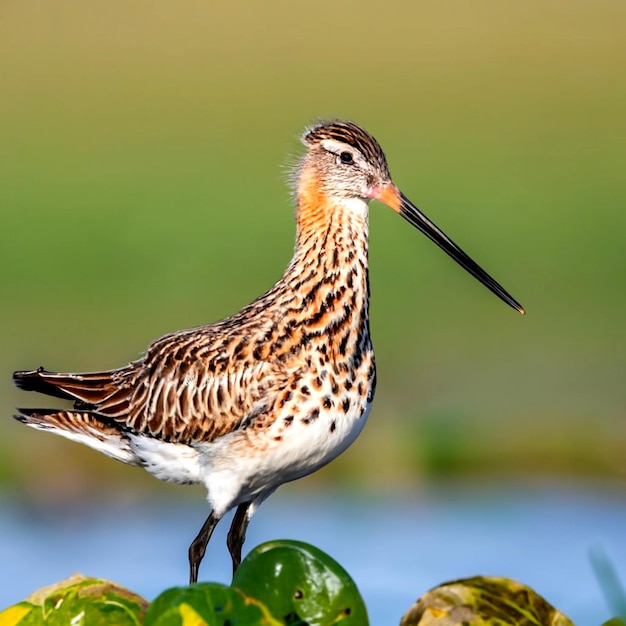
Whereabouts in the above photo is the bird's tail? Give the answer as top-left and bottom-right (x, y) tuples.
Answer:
(13, 366), (133, 416)
(13, 407), (137, 465)
(14, 367), (119, 403)
(13, 366), (138, 464)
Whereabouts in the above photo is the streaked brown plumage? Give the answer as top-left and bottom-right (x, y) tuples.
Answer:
(13, 120), (523, 584)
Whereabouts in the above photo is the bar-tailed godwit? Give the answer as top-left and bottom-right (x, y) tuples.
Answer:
(13, 121), (524, 583)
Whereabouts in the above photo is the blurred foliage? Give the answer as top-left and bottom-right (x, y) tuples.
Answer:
(591, 547), (626, 624)
(0, 0), (625, 499)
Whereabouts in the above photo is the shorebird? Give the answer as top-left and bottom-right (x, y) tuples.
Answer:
(13, 120), (524, 584)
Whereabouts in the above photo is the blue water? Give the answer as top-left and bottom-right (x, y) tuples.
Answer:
(1, 483), (625, 625)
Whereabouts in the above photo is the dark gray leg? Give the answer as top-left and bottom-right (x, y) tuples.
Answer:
(226, 502), (251, 576)
(188, 511), (220, 584)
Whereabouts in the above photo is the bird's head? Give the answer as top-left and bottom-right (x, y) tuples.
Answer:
(300, 120), (392, 202)
(298, 120), (524, 314)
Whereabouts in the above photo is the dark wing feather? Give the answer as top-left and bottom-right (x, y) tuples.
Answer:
(13, 366), (135, 410)
(15, 407), (127, 441)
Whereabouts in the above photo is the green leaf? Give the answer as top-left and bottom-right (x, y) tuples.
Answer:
(232, 540), (368, 626)
(0, 575), (146, 625)
(400, 576), (574, 626)
(145, 582), (279, 626)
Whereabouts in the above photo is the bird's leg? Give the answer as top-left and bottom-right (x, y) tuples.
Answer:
(188, 511), (219, 584)
(226, 502), (251, 576)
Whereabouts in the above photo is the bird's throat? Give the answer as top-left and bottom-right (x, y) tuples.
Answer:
(281, 180), (371, 354)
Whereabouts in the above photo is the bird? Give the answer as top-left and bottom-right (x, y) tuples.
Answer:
(12, 120), (524, 584)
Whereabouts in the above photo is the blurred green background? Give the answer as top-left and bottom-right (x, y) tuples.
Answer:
(1, 0), (624, 503)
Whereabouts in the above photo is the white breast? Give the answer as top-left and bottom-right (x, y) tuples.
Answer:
(197, 399), (373, 516)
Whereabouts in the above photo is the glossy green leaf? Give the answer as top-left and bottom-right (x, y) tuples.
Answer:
(144, 582), (279, 626)
(232, 540), (368, 625)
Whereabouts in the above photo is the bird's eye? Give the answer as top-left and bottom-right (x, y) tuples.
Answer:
(339, 151), (354, 164)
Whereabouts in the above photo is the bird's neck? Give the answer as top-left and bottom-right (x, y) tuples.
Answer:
(292, 170), (370, 266)
(279, 177), (371, 338)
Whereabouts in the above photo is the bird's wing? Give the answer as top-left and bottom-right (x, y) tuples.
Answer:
(14, 324), (294, 444)
(122, 328), (287, 443)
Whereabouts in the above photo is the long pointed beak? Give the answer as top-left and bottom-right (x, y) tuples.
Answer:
(370, 184), (524, 314)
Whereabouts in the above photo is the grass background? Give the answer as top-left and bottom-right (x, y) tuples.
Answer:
(0, 0), (625, 502)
